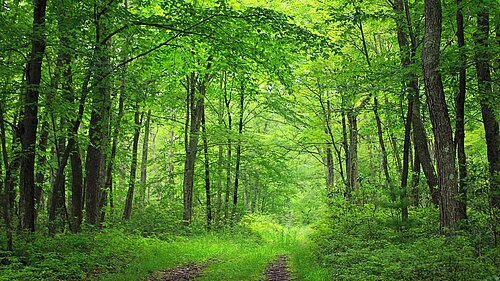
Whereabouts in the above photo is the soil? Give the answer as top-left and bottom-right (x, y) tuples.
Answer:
(146, 261), (207, 281)
(264, 255), (294, 281)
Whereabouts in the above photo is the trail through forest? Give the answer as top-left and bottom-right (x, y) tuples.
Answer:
(146, 254), (293, 281)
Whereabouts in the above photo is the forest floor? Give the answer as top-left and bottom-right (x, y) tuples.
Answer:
(145, 254), (294, 281)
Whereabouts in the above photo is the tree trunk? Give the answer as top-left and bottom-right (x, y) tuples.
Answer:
(20, 0), (47, 232)
(373, 97), (393, 200)
(0, 106), (13, 250)
(475, 10), (500, 245)
(401, 96), (414, 225)
(140, 110), (151, 208)
(85, 1), (112, 227)
(455, 0), (467, 220)
(342, 111), (351, 197)
(123, 104), (142, 220)
(411, 151), (421, 207)
(233, 90), (244, 220)
(70, 142), (83, 232)
(34, 119), (48, 218)
(201, 106), (212, 229)
(348, 112), (359, 198)
(105, 71), (126, 213)
(182, 72), (206, 224)
(224, 84), (232, 221)
(422, 0), (460, 232)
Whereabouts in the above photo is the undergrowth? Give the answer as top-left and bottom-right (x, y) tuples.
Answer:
(311, 200), (500, 281)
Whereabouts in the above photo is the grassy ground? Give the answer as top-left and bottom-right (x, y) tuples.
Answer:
(0, 219), (330, 281)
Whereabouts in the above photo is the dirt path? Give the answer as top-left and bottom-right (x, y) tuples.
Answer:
(146, 261), (207, 281)
(264, 255), (294, 281)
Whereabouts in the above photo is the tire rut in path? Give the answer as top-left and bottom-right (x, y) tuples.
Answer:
(264, 255), (294, 281)
(146, 261), (208, 281)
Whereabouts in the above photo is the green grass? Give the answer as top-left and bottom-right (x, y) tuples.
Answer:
(0, 216), (331, 281)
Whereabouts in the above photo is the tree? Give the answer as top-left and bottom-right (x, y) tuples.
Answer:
(422, 0), (460, 232)
(475, 8), (500, 245)
(19, 0), (47, 232)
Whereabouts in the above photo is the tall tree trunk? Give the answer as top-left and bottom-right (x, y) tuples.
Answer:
(70, 142), (83, 232)
(0, 106), (13, 250)
(20, 0), (47, 232)
(85, 1), (112, 227)
(348, 112), (359, 198)
(373, 97), (393, 200)
(105, 70), (126, 213)
(392, 0), (439, 207)
(201, 106), (212, 229)
(342, 110), (351, 197)
(123, 104), (142, 220)
(455, 0), (467, 220)
(411, 151), (421, 207)
(422, 0), (460, 232)
(224, 83), (232, 221)
(233, 90), (244, 219)
(35, 119), (49, 218)
(475, 10), (500, 245)
(401, 96), (414, 225)
(182, 72), (207, 224)
(140, 110), (151, 208)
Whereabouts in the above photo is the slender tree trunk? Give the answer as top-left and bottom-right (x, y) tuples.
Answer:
(0, 106), (13, 250)
(401, 96), (414, 225)
(233, 90), (244, 219)
(140, 110), (151, 208)
(422, 0), (460, 232)
(411, 150), (421, 207)
(455, 0), (467, 220)
(342, 111), (351, 197)
(70, 142), (83, 232)
(325, 146), (335, 201)
(412, 101), (440, 206)
(373, 97), (393, 200)
(182, 72), (207, 224)
(123, 104), (142, 220)
(224, 86), (232, 221)
(105, 72), (126, 213)
(475, 10), (500, 245)
(20, 0), (47, 232)
(348, 112), (359, 198)
(35, 119), (48, 217)
(201, 106), (212, 229)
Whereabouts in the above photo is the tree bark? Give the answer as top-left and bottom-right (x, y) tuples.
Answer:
(105, 70), (126, 213)
(85, 1), (112, 227)
(233, 90), (244, 219)
(34, 119), (48, 218)
(140, 110), (151, 208)
(123, 103), (142, 220)
(422, 0), (460, 232)
(0, 106), (13, 250)
(20, 0), (47, 232)
(373, 97), (393, 200)
(182, 72), (207, 224)
(455, 0), (467, 220)
(348, 112), (359, 198)
(475, 10), (500, 245)
(342, 110), (351, 197)
(401, 96), (414, 225)
(201, 106), (212, 229)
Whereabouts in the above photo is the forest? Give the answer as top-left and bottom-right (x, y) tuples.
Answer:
(0, 0), (499, 280)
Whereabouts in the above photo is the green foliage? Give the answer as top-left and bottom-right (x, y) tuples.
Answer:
(311, 201), (500, 281)
(0, 230), (139, 281)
